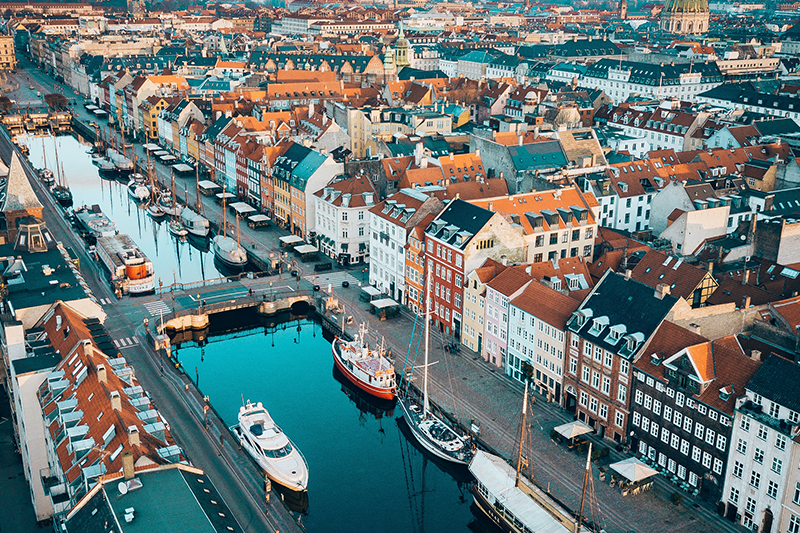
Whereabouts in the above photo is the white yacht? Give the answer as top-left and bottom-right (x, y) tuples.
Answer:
(232, 400), (308, 492)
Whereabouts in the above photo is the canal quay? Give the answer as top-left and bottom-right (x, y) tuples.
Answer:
(167, 308), (485, 533)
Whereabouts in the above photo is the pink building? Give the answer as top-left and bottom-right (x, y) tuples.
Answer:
(482, 267), (532, 368)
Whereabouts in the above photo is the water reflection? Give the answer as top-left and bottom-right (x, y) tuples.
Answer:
(24, 134), (224, 285)
(168, 311), (475, 533)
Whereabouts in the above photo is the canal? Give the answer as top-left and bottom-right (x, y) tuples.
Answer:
(23, 133), (226, 284)
(170, 309), (483, 533)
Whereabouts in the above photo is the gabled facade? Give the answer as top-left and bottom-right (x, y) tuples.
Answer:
(482, 267), (532, 368)
(314, 175), (376, 265)
(564, 271), (680, 443)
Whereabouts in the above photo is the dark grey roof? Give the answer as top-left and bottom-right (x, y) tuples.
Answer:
(518, 40), (621, 59)
(755, 118), (800, 136)
(569, 271), (678, 358)
(747, 355), (800, 413)
(12, 354), (59, 375)
(586, 58), (722, 85)
(698, 84), (800, 114)
(425, 199), (493, 250)
(398, 67), (447, 80)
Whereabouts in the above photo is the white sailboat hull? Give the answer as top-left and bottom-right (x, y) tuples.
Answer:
(399, 397), (471, 465)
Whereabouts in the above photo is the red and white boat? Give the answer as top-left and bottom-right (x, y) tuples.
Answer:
(332, 323), (397, 401)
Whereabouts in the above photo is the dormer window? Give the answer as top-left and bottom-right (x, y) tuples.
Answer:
(606, 324), (627, 344)
(589, 316), (609, 336)
(719, 386), (733, 401)
(568, 308), (594, 331)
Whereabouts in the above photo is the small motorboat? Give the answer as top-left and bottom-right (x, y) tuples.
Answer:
(168, 219), (188, 239)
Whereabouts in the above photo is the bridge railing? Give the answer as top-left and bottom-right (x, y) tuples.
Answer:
(162, 288), (317, 322)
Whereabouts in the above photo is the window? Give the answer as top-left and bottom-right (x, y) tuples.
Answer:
(740, 416), (750, 432)
(767, 480), (778, 499)
(599, 403), (608, 420)
(680, 439), (690, 455)
(582, 366), (590, 383)
(769, 401), (780, 419)
(601, 376), (611, 395)
(746, 497), (757, 514)
(776, 434), (787, 451)
(794, 482), (800, 505)
(644, 395), (652, 410)
(754, 448), (764, 464)
(733, 461), (744, 478)
(664, 405), (672, 423)
(750, 470), (760, 489)
(620, 359), (629, 375)
(633, 412), (641, 426)
(635, 390), (643, 405)
(729, 487), (740, 505)
(615, 410), (624, 428)
(617, 384), (627, 403)
(673, 412), (682, 427)
(757, 425), (768, 441)
(737, 439), (747, 454)
(579, 391), (588, 407)
(716, 435), (727, 451)
(692, 446), (701, 463)
(790, 515), (800, 533)
(589, 397), (598, 413)
(772, 457), (782, 474)
(569, 358), (577, 375)
(604, 352), (613, 367)
(702, 452), (712, 469)
(705, 428), (715, 445)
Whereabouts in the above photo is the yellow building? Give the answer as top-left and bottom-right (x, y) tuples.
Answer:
(0, 36), (16, 70)
(139, 96), (171, 142)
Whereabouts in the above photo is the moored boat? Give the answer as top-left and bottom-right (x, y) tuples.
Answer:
(74, 204), (117, 238)
(231, 400), (309, 492)
(332, 323), (396, 401)
(168, 219), (188, 239)
(95, 234), (156, 296)
(399, 268), (473, 465)
(211, 234), (247, 271)
(40, 168), (55, 186)
(52, 185), (73, 208)
(180, 206), (210, 238)
(127, 176), (149, 203)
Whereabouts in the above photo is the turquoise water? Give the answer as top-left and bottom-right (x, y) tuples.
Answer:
(24, 134), (225, 284)
(170, 311), (478, 533)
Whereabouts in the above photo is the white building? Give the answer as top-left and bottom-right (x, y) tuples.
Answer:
(368, 188), (443, 302)
(721, 355), (800, 532)
(580, 59), (723, 104)
(313, 175), (376, 265)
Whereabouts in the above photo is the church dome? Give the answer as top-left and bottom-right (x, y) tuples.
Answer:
(663, 0), (709, 13)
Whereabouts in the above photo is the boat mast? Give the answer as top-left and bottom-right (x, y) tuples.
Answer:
(515, 381), (529, 488)
(576, 442), (593, 533)
(221, 172), (228, 238)
(423, 257), (430, 414)
(41, 136), (47, 171)
(195, 160), (203, 215)
(53, 138), (62, 187)
(171, 167), (176, 215)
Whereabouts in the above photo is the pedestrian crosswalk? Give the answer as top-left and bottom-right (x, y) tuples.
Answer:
(113, 337), (139, 349)
(143, 300), (171, 317)
(99, 298), (113, 305)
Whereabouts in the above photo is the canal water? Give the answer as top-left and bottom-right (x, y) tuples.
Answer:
(170, 309), (483, 533)
(23, 134), (226, 284)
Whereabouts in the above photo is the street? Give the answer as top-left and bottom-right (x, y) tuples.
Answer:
(0, 58), (749, 533)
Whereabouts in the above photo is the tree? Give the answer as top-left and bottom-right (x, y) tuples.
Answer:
(44, 93), (68, 110)
(521, 361), (535, 384)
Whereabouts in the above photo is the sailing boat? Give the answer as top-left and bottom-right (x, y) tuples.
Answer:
(51, 138), (73, 207)
(146, 157), (166, 219)
(211, 188), (247, 271)
(399, 269), (473, 465)
(181, 162), (210, 239)
(167, 178), (188, 239)
(38, 136), (54, 186)
(469, 383), (589, 533)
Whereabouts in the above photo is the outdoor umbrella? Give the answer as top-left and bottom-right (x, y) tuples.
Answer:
(553, 420), (593, 440)
(609, 457), (658, 483)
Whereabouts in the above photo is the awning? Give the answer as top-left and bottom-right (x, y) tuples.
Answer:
(279, 235), (303, 245)
(609, 458), (658, 483)
(358, 242), (367, 251)
(230, 202), (256, 215)
(172, 163), (194, 173)
(295, 244), (318, 254)
(341, 243), (348, 251)
(553, 420), (593, 440)
(198, 180), (221, 190)
(248, 214), (270, 223)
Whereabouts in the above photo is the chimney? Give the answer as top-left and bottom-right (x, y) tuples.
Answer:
(97, 364), (107, 384)
(475, 149), (480, 158)
(308, 102), (314, 116)
(518, 134), (523, 146)
(449, 152), (454, 161)
(414, 142), (423, 166)
(420, 156), (428, 168)
(624, 269), (632, 280)
(110, 390), (122, 411)
(128, 425), (140, 447)
(742, 270), (750, 285)
(750, 349), (762, 361)
(122, 450), (135, 480)
(526, 265), (531, 276)
(488, 202), (494, 212)
(707, 262), (713, 275)
(742, 295), (752, 309)
(654, 283), (671, 300)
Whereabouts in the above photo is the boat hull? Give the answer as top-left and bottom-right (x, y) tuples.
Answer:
(470, 484), (521, 533)
(398, 398), (471, 465)
(332, 340), (396, 401)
